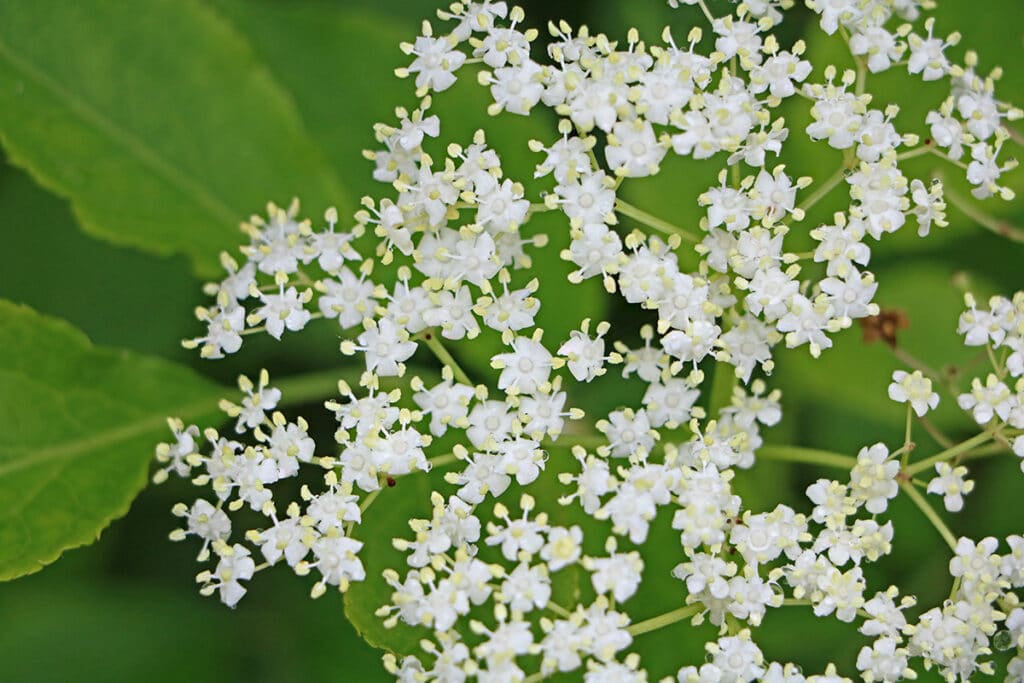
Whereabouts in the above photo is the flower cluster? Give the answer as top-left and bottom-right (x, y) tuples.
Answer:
(153, 0), (1024, 681)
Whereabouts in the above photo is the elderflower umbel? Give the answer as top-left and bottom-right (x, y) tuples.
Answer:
(151, 1), (1024, 680)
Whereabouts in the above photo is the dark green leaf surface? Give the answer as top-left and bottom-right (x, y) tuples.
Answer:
(343, 472), (434, 655)
(0, 0), (344, 278)
(0, 301), (223, 580)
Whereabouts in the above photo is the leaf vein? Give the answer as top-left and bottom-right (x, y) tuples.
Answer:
(0, 36), (241, 226)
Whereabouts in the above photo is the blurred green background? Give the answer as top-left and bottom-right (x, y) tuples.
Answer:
(1, 1), (1021, 681)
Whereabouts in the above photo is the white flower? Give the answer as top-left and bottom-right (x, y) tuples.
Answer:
(860, 587), (913, 639)
(578, 600), (632, 662)
(485, 498), (548, 561)
(587, 542), (644, 602)
(819, 269), (879, 321)
(206, 543), (256, 608)
(926, 462), (974, 512)
(957, 374), (1013, 425)
(559, 170), (616, 226)
(473, 26), (532, 69)
(179, 498), (231, 545)
(776, 293), (836, 358)
(257, 517), (309, 567)
(311, 533), (365, 589)
(229, 372), (282, 434)
(541, 525), (583, 571)
(155, 419), (201, 480)
(731, 505), (808, 566)
(500, 562), (551, 612)
(910, 178), (948, 237)
(266, 418), (316, 477)
(814, 566), (866, 623)
(887, 369), (940, 417)
(192, 304), (246, 359)
(705, 631), (766, 681)
(927, 110), (966, 160)
(346, 318), (418, 377)
(466, 400), (514, 449)
(750, 51), (812, 98)
(849, 26), (905, 73)
(423, 286), (481, 340)
(856, 637), (912, 683)
(808, 0), (861, 34)
(598, 408), (656, 459)
(807, 89), (864, 150)
(567, 222), (625, 282)
(605, 119), (666, 178)
(403, 34), (467, 92)
(949, 536), (1004, 597)
(487, 59), (545, 115)
(413, 378), (475, 436)
(642, 378), (700, 428)
(559, 320), (609, 382)
(907, 18), (953, 82)
(492, 334), (555, 394)
(849, 443), (899, 514)
(251, 286), (313, 340)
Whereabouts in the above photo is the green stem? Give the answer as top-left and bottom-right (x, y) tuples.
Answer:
(695, 0), (715, 23)
(918, 416), (954, 449)
(905, 431), (994, 476)
(986, 343), (1006, 379)
(358, 488), (382, 515)
(347, 487), (383, 537)
(546, 601), (572, 619)
(781, 598), (812, 607)
(627, 603), (703, 636)
(707, 359), (738, 418)
(890, 345), (960, 397)
(543, 433), (607, 452)
(614, 198), (700, 243)
(756, 445), (857, 469)
(939, 171), (1024, 244)
(901, 404), (913, 469)
(417, 331), (474, 386)
(275, 367), (355, 406)
(899, 480), (957, 551)
(241, 312), (325, 336)
(895, 146), (934, 162)
(428, 452), (460, 469)
(797, 165), (847, 215)
(965, 441), (1015, 457)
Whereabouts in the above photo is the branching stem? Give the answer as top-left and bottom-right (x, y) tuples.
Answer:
(418, 331), (474, 386)
(615, 198), (700, 243)
(627, 603), (703, 636)
(900, 479), (957, 551)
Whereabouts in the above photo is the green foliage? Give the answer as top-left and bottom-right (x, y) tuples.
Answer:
(343, 472), (435, 655)
(0, 0), (1021, 681)
(0, 0), (344, 278)
(0, 301), (223, 580)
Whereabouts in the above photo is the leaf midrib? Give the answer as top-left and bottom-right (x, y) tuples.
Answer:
(0, 35), (241, 227)
(0, 391), (220, 479)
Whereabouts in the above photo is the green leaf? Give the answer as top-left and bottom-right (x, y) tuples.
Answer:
(343, 472), (434, 655)
(0, 300), (224, 580)
(208, 1), (411, 204)
(0, 0), (345, 278)
(0, 158), (203, 361)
